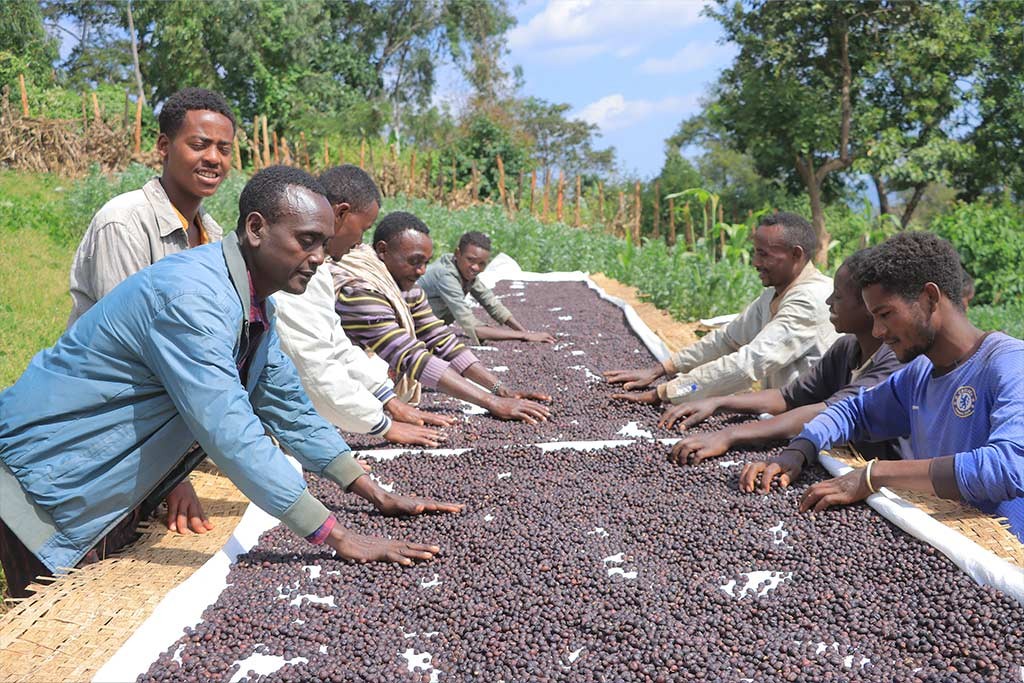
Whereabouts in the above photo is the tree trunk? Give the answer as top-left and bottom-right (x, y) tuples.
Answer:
(872, 174), (892, 216)
(900, 183), (927, 228)
(806, 175), (830, 265)
(126, 1), (146, 105)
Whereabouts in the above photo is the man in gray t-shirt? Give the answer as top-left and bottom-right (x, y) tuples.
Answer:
(662, 248), (903, 465)
(419, 231), (555, 345)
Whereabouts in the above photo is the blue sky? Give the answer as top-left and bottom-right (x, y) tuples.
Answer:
(504, 0), (737, 180)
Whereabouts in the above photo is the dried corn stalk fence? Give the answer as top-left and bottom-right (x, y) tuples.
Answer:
(0, 84), (146, 177)
(2, 76), (666, 240)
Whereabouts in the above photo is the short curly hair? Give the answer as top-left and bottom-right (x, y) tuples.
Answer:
(758, 212), (818, 262)
(373, 211), (430, 245)
(853, 231), (964, 308)
(837, 246), (873, 291)
(457, 231), (492, 252)
(158, 88), (236, 138)
(236, 165), (327, 232)
(319, 165), (382, 212)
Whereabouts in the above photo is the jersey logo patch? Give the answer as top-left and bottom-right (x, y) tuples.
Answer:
(952, 385), (976, 418)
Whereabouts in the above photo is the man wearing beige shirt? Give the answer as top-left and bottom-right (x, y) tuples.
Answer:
(607, 212), (839, 416)
(65, 88), (236, 537)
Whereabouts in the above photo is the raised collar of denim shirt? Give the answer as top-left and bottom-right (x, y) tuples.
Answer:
(222, 231), (252, 325)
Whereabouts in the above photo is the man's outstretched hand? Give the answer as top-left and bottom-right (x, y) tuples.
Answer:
(325, 527), (441, 566)
(375, 492), (465, 517)
(603, 365), (664, 390)
(738, 451), (805, 494)
(386, 398), (457, 428)
(611, 389), (660, 405)
(658, 398), (720, 430)
(668, 430), (732, 466)
(489, 396), (551, 424)
(384, 421), (446, 448)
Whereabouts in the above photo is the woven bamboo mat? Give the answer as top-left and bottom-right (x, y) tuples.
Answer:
(827, 447), (1024, 569)
(0, 462), (249, 683)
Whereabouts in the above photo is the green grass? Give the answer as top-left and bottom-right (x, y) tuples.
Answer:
(0, 229), (75, 388)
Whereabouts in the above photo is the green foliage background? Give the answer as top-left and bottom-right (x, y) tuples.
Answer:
(2, 166), (1022, 396)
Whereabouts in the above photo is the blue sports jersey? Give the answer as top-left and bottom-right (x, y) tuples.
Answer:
(799, 333), (1024, 541)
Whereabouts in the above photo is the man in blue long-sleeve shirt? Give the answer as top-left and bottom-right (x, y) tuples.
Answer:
(0, 166), (460, 598)
(740, 231), (1024, 541)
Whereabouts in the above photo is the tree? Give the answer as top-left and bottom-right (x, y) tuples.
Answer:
(39, 1), (133, 88)
(322, 0), (515, 140)
(706, 1), (933, 261)
(854, 1), (981, 227)
(514, 97), (615, 180)
(668, 112), (781, 220)
(955, 0), (1024, 201)
(0, 0), (59, 85)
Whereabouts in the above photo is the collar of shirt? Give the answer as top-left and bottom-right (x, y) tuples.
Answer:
(170, 205), (209, 246)
(441, 252), (475, 293)
(770, 261), (820, 316)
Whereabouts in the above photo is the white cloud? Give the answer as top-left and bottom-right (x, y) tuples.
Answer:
(639, 41), (736, 74)
(509, 0), (707, 62)
(576, 93), (700, 132)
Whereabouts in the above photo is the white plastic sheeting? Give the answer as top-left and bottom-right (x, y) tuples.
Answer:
(818, 452), (1024, 605)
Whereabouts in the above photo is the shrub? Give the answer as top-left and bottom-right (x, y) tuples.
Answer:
(930, 200), (1024, 306)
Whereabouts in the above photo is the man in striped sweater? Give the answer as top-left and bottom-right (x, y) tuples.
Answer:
(333, 212), (552, 423)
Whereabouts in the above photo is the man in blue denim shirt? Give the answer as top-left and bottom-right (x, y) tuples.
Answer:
(0, 166), (460, 597)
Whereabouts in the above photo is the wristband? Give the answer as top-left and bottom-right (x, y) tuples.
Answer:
(491, 379), (503, 395)
(864, 458), (878, 494)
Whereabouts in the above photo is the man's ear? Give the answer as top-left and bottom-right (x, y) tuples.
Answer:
(374, 239), (388, 259)
(244, 211), (268, 247)
(922, 282), (943, 314)
(333, 202), (351, 223)
(156, 133), (170, 163)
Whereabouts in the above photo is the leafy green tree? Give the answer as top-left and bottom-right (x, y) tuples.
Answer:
(514, 97), (615, 180)
(0, 0), (59, 86)
(668, 113), (781, 221)
(440, 111), (529, 200)
(704, 0), (960, 261)
(955, 0), (1024, 201)
(39, 1), (134, 89)
(854, 1), (981, 227)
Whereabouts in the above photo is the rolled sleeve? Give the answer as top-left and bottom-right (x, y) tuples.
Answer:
(323, 452), (369, 489)
(281, 489), (333, 538)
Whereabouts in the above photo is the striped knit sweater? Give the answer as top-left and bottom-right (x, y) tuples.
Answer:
(336, 285), (479, 387)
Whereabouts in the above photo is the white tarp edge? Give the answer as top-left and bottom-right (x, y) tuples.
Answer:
(818, 452), (1024, 605)
(92, 459), (300, 683)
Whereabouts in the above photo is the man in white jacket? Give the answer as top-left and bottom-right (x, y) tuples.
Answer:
(606, 212), (839, 416)
(274, 165), (452, 446)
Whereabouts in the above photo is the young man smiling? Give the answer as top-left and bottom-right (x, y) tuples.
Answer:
(0, 167), (459, 598)
(68, 87), (235, 326)
(740, 232), (1024, 542)
(606, 212), (839, 414)
(663, 248), (903, 466)
(66, 87), (237, 537)
(418, 231), (555, 345)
